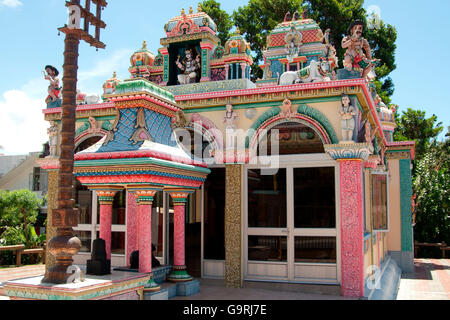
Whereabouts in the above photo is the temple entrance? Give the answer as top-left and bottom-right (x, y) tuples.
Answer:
(244, 160), (340, 284)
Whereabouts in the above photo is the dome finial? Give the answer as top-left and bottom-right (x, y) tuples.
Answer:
(113, 71), (117, 78)
(189, 6), (194, 14)
(181, 8), (185, 15)
(142, 40), (147, 49)
(235, 26), (241, 35)
(197, 4), (202, 12)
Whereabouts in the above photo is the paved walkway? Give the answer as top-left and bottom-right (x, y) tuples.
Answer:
(0, 260), (449, 300)
(0, 264), (46, 300)
(397, 259), (450, 300)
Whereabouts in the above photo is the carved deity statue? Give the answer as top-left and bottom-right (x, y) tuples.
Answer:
(47, 121), (59, 158)
(223, 104), (239, 131)
(176, 48), (201, 85)
(285, 25), (303, 63)
(44, 65), (61, 104)
(339, 93), (356, 142)
(341, 20), (374, 79)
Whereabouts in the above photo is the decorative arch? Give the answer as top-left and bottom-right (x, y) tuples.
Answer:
(189, 113), (224, 151)
(246, 103), (339, 151)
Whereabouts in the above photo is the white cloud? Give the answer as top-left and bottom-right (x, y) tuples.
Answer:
(0, 90), (48, 155)
(0, 0), (23, 8)
(78, 48), (133, 94)
(0, 49), (133, 155)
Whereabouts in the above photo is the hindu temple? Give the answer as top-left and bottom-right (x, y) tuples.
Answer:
(21, 6), (415, 300)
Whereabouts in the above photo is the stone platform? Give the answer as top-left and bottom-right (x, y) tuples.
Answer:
(113, 266), (200, 300)
(3, 269), (149, 300)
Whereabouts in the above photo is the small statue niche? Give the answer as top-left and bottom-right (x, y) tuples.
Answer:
(47, 121), (59, 158)
(176, 48), (201, 85)
(339, 93), (356, 142)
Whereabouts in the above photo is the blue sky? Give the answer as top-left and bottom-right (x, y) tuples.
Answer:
(0, 0), (448, 155)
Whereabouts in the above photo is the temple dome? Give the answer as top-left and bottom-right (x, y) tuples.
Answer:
(130, 41), (155, 68)
(224, 28), (251, 55)
(164, 6), (217, 37)
(103, 72), (122, 96)
(269, 18), (324, 44)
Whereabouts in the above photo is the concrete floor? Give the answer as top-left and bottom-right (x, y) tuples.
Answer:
(396, 259), (450, 300)
(172, 279), (355, 300)
(1, 259), (449, 300)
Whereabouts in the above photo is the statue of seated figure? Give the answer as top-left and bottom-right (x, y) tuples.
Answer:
(176, 48), (201, 85)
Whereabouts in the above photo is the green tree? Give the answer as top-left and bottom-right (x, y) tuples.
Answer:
(305, 0), (397, 103)
(0, 190), (43, 247)
(199, 0), (234, 46)
(233, 0), (304, 79)
(413, 142), (450, 251)
(394, 108), (444, 160)
(233, 0), (397, 100)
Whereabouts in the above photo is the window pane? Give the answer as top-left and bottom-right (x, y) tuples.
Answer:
(75, 181), (92, 225)
(294, 167), (336, 228)
(111, 232), (125, 255)
(295, 237), (336, 263)
(112, 190), (126, 225)
(248, 236), (287, 262)
(75, 231), (92, 253)
(248, 169), (287, 228)
(372, 174), (388, 230)
(204, 168), (225, 260)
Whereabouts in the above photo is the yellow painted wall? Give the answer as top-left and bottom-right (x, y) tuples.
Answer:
(387, 159), (401, 252)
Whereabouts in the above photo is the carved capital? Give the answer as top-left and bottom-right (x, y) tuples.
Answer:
(167, 189), (194, 205)
(324, 142), (372, 161)
(90, 187), (123, 204)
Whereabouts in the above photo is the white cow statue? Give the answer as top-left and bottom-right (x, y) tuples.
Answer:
(278, 59), (331, 86)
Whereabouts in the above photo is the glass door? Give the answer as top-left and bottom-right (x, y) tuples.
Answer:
(291, 167), (339, 283)
(245, 165), (339, 284)
(246, 168), (289, 280)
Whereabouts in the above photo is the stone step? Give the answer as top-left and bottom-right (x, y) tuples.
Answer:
(143, 279), (200, 300)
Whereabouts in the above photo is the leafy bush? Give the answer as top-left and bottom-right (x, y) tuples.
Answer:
(0, 190), (46, 265)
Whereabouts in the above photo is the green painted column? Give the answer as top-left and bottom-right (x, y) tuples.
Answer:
(399, 159), (413, 252)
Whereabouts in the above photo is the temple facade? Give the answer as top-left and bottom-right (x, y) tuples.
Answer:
(39, 7), (415, 298)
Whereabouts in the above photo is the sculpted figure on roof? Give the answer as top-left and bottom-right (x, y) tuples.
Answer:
(342, 20), (376, 79)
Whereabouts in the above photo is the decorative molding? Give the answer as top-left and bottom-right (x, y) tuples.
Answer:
(324, 142), (372, 161)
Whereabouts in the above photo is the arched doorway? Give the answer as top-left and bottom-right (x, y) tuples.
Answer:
(245, 120), (340, 285)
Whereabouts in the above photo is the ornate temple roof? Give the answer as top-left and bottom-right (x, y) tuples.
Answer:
(264, 17), (328, 58)
(130, 41), (155, 68)
(224, 28), (251, 56)
(164, 6), (217, 38)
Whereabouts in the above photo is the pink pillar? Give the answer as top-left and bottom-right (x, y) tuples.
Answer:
(138, 203), (153, 274)
(173, 204), (186, 267)
(167, 191), (193, 282)
(339, 159), (365, 297)
(133, 189), (160, 291)
(95, 190), (120, 260)
(99, 204), (112, 260)
(224, 64), (229, 80)
(126, 192), (138, 266)
(240, 63), (247, 80)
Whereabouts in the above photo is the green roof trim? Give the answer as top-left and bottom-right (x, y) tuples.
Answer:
(116, 79), (175, 103)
